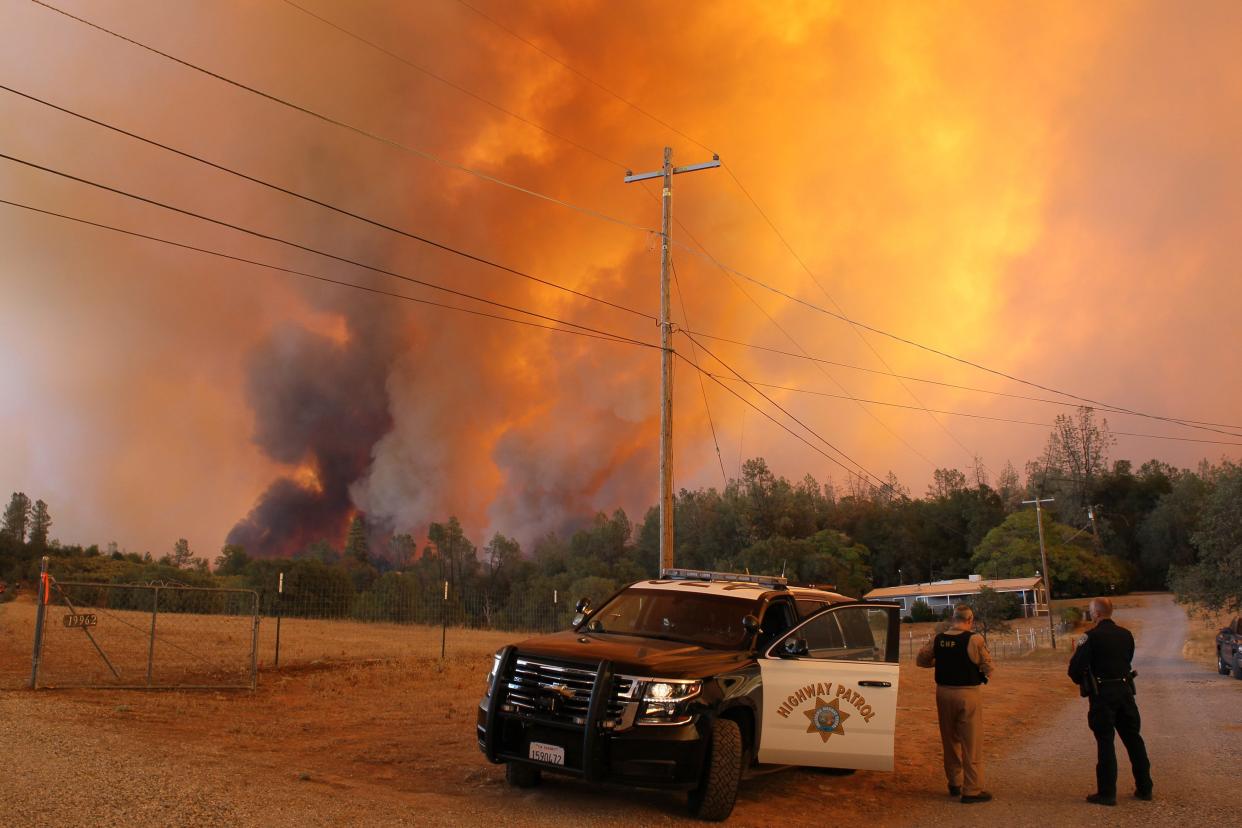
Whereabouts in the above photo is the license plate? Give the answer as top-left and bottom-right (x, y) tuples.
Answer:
(528, 741), (565, 766)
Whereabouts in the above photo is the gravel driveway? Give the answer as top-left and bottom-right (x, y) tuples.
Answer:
(889, 593), (1241, 825)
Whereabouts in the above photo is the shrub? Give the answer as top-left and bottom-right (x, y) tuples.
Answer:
(909, 600), (938, 623)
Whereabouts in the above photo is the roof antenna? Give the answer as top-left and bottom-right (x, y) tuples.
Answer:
(781, 560), (787, 579)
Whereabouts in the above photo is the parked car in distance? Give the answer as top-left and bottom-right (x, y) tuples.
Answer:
(1216, 617), (1242, 679)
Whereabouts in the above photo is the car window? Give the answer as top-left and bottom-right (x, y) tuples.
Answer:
(783, 606), (892, 662)
(757, 599), (797, 651)
(795, 599), (828, 618)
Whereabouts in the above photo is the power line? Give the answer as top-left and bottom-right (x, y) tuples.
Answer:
(673, 350), (882, 495)
(29, 0), (658, 237)
(0, 83), (655, 323)
(0, 151), (648, 343)
(451, 0), (717, 157)
(721, 163), (988, 471)
(0, 197), (657, 350)
(672, 249), (1242, 439)
(678, 330), (887, 489)
(671, 258), (727, 486)
(680, 330), (1239, 426)
(673, 220), (941, 470)
(278, 0), (631, 172)
(701, 374), (1242, 447)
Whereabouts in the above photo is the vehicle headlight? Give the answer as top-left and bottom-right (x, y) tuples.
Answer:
(638, 680), (701, 724)
(485, 651), (504, 697)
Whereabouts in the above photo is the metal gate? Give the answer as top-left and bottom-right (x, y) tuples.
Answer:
(30, 574), (259, 690)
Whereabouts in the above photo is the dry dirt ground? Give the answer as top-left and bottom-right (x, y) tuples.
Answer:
(0, 593), (1236, 826)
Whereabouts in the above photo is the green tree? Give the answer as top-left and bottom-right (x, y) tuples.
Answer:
(971, 510), (1127, 597)
(28, 499), (51, 550)
(1171, 462), (1242, 614)
(1138, 468), (1207, 587)
(214, 544), (250, 576)
(170, 538), (193, 569)
(345, 515), (369, 565)
(1, 492), (31, 543)
(388, 533), (416, 569)
(968, 586), (1019, 641)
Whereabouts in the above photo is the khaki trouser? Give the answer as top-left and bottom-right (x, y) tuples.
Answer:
(935, 685), (984, 795)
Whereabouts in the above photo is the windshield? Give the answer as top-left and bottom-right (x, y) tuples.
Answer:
(582, 588), (755, 649)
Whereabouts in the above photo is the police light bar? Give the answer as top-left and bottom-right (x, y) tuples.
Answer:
(659, 568), (788, 589)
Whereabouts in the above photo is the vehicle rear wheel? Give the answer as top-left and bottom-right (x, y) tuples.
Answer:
(1219, 650), (1231, 675)
(505, 761), (542, 788)
(688, 717), (742, 822)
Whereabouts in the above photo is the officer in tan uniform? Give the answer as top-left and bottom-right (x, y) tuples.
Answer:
(917, 604), (995, 803)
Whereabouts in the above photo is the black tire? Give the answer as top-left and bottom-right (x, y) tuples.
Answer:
(688, 718), (742, 822)
(1232, 657), (1242, 680)
(1219, 650), (1231, 675)
(505, 761), (542, 788)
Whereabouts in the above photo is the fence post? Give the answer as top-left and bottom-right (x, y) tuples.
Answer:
(28, 556), (49, 689)
(146, 585), (159, 687)
(249, 591), (260, 690)
(441, 580), (448, 659)
(274, 572), (284, 669)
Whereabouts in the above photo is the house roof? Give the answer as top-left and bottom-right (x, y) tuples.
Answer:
(864, 575), (1043, 600)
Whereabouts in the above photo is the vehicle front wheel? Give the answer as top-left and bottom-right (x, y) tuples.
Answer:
(505, 761), (541, 788)
(688, 718), (742, 822)
(1219, 650), (1231, 675)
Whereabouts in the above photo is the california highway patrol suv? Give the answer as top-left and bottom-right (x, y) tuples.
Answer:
(477, 569), (901, 820)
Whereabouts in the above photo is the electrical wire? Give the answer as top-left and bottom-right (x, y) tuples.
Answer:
(701, 374), (1242, 446)
(678, 330), (888, 489)
(0, 152), (653, 345)
(29, 0), (658, 237)
(671, 258), (728, 486)
(278, 0), (632, 172)
(673, 350), (882, 495)
(0, 197), (658, 350)
(721, 163), (987, 471)
(0, 83), (655, 323)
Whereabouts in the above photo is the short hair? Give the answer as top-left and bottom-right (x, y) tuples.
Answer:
(1089, 597), (1113, 618)
(953, 604), (974, 622)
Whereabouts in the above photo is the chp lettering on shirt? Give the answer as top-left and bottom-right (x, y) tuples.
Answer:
(933, 631), (987, 686)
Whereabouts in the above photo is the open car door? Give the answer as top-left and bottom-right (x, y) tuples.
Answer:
(757, 602), (901, 771)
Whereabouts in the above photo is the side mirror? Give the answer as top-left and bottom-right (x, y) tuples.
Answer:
(575, 597), (592, 614)
(780, 637), (809, 658)
(741, 614), (759, 632)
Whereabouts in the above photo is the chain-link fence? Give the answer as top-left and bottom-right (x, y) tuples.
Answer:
(32, 578), (258, 689)
(898, 621), (1075, 661)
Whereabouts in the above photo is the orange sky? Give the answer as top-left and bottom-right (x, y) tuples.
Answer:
(1, 0), (1239, 557)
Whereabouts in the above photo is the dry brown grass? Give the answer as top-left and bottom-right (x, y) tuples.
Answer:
(0, 593), (530, 689)
(1178, 603), (1233, 666)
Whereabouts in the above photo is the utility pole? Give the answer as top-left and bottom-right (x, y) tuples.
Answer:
(625, 147), (720, 573)
(1087, 504), (1101, 549)
(1023, 496), (1057, 648)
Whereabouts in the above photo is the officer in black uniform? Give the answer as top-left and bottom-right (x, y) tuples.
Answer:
(1067, 597), (1153, 806)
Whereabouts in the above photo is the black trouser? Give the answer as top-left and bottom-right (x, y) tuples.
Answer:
(1087, 683), (1152, 796)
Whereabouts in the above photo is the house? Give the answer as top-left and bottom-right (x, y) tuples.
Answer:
(864, 574), (1046, 618)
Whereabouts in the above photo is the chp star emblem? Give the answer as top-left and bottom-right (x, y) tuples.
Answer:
(803, 696), (850, 742)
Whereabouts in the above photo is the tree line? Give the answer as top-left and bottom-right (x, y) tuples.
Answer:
(2, 408), (1239, 618)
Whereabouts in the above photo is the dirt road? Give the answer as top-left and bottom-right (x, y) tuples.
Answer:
(887, 593), (1240, 825)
